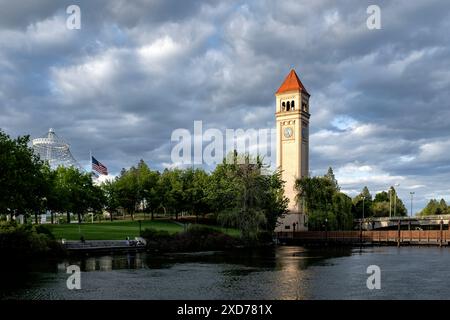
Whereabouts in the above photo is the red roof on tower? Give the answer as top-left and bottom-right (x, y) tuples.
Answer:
(276, 69), (309, 95)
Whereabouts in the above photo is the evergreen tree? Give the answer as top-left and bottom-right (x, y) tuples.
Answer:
(324, 167), (340, 192)
(352, 186), (373, 219)
(420, 199), (448, 216)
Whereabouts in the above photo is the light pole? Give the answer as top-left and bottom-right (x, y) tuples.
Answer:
(362, 196), (366, 229)
(389, 188), (392, 218)
(394, 183), (400, 217)
(410, 192), (415, 217)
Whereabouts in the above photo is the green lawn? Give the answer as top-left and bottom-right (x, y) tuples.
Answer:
(48, 220), (182, 240)
(47, 219), (240, 240)
(209, 225), (241, 238)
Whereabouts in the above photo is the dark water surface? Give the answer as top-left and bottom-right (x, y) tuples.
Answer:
(1, 246), (450, 300)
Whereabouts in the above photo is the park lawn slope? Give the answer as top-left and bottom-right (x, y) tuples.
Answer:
(47, 219), (241, 240)
(48, 220), (182, 240)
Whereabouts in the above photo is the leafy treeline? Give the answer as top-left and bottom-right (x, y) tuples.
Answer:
(0, 131), (104, 224)
(351, 185), (407, 218)
(3, 129), (440, 236)
(419, 199), (448, 216)
(295, 168), (353, 230)
(0, 130), (287, 240)
(295, 167), (408, 230)
(103, 154), (288, 240)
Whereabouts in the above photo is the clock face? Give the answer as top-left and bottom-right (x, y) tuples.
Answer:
(284, 127), (293, 138)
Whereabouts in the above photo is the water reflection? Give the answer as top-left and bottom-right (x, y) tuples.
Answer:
(2, 246), (449, 300)
(56, 253), (146, 272)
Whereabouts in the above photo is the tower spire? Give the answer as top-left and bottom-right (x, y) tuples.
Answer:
(276, 69), (309, 95)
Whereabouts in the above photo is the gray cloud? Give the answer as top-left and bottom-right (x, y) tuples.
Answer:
(1, 0), (450, 212)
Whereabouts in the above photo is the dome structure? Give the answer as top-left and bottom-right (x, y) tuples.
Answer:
(32, 128), (81, 169)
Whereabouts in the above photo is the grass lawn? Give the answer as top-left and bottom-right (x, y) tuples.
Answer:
(48, 220), (182, 240)
(209, 225), (241, 238)
(47, 219), (240, 240)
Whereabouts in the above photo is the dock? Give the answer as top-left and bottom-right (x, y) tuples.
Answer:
(63, 239), (146, 253)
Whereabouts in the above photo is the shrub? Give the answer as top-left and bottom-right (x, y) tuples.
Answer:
(34, 224), (55, 240)
(140, 224), (240, 253)
(256, 231), (274, 244)
(140, 228), (171, 241)
(0, 222), (64, 259)
(186, 224), (219, 238)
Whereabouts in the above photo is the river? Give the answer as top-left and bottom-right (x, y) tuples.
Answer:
(1, 246), (449, 300)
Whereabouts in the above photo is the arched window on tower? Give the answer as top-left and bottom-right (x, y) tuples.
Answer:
(291, 100), (295, 111)
(282, 101), (286, 111)
(286, 101), (290, 111)
(303, 102), (309, 112)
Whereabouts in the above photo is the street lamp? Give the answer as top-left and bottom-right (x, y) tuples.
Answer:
(362, 196), (366, 221)
(389, 188), (392, 218)
(392, 183), (400, 217)
(410, 192), (415, 217)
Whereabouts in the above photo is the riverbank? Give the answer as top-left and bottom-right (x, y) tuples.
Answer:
(141, 225), (245, 253)
(3, 246), (450, 300)
(47, 219), (240, 240)
(0, 222), (66, 261)
(59, 225), (273, 255)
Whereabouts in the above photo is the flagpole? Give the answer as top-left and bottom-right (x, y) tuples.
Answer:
(89, 150), (93, 180)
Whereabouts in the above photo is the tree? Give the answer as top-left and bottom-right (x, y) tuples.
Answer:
(53, 166), (104, 223)
(295, 176), (335, 215)
(372, 201), (390, 217)
(373, 191), (389, 203)
(352, 186), (373, 219)
(333, 193), (353, 230)
(158, 169), (184, 220)
(115, 166), (140, 220)
(295, 172), (352, 231)
(262, 169), (289, 232)
(181, 168), (210, 222)
(101, 179), (120, 220)
(138, 160), (161, 219)
(371, 187), (407, 217)
(420, 199), (448, 216)
(324, 167), (340, 192)
(439, 199), (448, 215)
(212, 153), (288, 241)
(0, 130), (48, 222)
(388, 187), (407, 216)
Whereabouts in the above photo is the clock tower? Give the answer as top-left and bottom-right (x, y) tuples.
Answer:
(275, 69), (310, 232)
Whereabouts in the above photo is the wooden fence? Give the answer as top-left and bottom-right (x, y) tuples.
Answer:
(276, 230), (450, 246)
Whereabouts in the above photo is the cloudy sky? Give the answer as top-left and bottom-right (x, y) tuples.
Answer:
(1, 0), (449, 212)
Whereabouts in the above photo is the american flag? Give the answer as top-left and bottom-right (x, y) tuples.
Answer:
(92, 156), (108, 175)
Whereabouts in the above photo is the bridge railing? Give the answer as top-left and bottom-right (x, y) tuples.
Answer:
(276, 230), (450, 245)
(355, 214), (450, 223)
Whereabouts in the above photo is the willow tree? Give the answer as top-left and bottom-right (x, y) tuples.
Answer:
(295, 172), (353, 230)
(212, 153), (288, 241)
